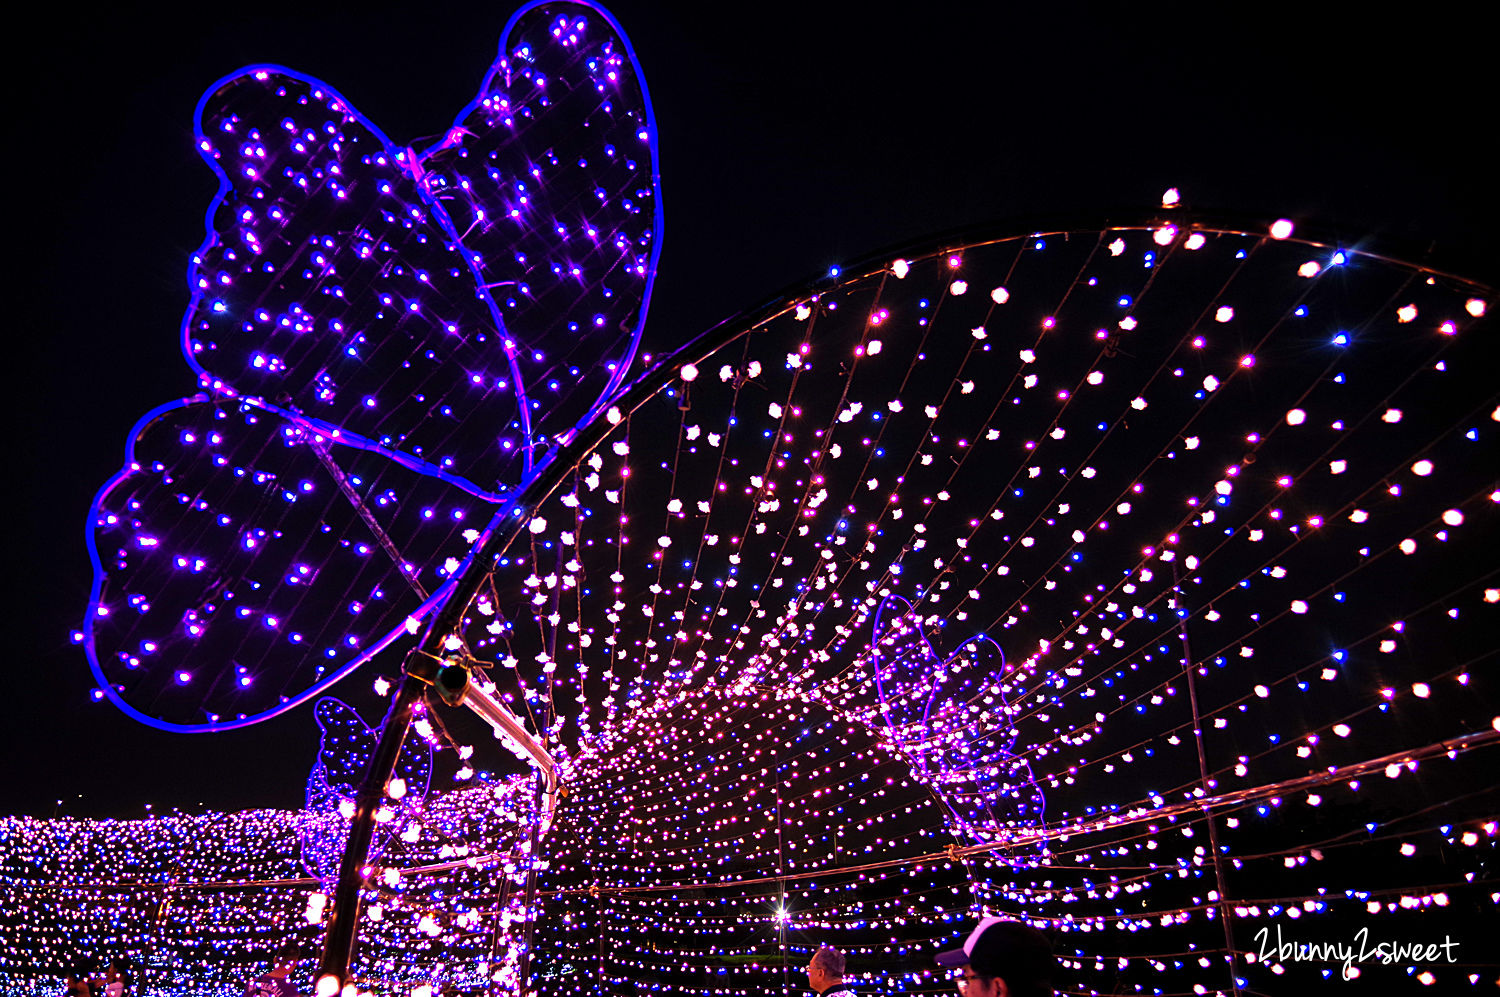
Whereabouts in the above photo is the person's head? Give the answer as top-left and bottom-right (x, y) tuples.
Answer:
(935, 918), (1055, 997)
(270, 943), (301, 979)
(805, 946), (846, 993)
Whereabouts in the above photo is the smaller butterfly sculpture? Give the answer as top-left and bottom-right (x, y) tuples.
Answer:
(866, 594), (1046, 839)
(83, 0), (662, 733)
(299, 697), (434, 887)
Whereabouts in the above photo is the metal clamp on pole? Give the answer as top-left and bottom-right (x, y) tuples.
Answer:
(404, 646), (555, 805)
(404, 646), (474, 708)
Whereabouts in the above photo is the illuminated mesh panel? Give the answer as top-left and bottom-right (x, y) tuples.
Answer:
(82, 0), (661, 732)
(85, 398), (489, 728)
(532, 689), (963, 993)
(339, 779), (543, 995)
(455, 225), (1496, 995)
(418, 1), (660, 446)
(0, 784), (542, 996)
(0, 810), (308, 994)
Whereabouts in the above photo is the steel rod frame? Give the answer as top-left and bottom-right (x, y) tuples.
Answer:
(317, 673), (427, 989)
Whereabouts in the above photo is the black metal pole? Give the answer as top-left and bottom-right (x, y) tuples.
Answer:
(314, 458), (571, 988)
(309, 318), (760, 989)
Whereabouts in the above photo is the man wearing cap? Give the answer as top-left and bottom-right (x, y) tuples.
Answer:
(805, 945), (857, 997)
(935, 917), (1055, 997)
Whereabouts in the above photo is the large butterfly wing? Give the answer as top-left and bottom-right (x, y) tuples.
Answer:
(183, 67), (526, 493)
(84, 397), (490, 728)
(416, 0), (662, 452)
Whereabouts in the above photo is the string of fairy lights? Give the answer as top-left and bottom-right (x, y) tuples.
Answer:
(454, 221), (1496, 995)
(16, 0), (1496, 993)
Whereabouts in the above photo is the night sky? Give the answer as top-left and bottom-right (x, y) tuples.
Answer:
(9, 0), (1493, 819)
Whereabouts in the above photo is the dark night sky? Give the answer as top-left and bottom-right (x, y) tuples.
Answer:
(7, 0), (1493, 819)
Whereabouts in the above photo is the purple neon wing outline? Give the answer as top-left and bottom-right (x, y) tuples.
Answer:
(82, 0), (664, 731)
(869, 594), (1047, 837)
(83, 396), (491, 729)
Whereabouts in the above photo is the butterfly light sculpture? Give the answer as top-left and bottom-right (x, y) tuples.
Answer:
(84, 0), (661, 734)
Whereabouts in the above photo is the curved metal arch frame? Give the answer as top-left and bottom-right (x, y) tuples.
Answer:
(315, 212), (1492, 989)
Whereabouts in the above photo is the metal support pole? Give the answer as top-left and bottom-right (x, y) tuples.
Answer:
(774, 770), (788, 996)
(310, 348), (688, 988)
(485, 846), (517, 997)
(315, 467), (565, 986)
